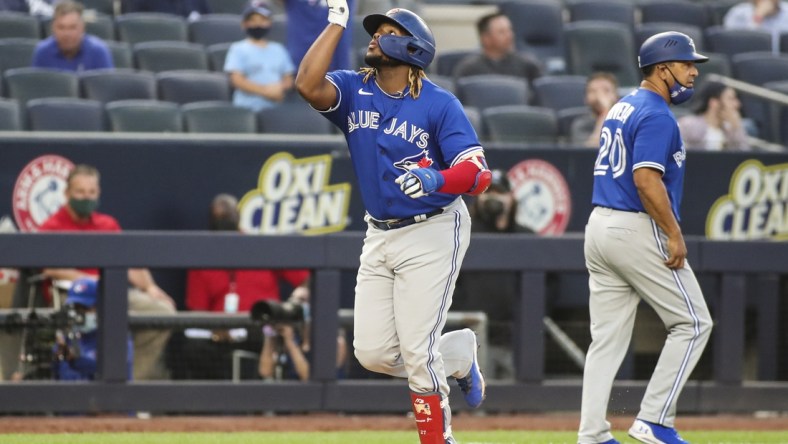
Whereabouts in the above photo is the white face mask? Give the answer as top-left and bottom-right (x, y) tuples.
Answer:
(76, 312), (97, 333)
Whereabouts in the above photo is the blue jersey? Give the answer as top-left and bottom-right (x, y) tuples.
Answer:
(591, 89), (686, 220)
(321, 70), (483, 220)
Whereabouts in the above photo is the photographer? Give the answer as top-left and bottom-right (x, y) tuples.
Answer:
(52, 278), (133, 381)
(453, 170), (526, 379)
(256, 293), (347, 381)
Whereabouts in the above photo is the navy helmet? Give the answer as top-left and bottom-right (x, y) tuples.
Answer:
(66, 278), (98, 308)
(363, 8), (436, 70)
(638, 31), (708, 68)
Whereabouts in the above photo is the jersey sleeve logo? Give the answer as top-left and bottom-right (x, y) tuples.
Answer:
(358, 88), (373, 96)
(393, 149), (434, 172)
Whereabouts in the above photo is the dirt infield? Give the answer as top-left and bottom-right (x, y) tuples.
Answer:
(0, 413), (786, 434)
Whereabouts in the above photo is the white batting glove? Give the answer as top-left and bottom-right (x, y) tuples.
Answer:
(327, 0), (349, 29)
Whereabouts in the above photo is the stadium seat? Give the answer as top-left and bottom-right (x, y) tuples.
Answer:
(207, 42), (232, 71)
(434, 49), (476, 77)
(707, 0), (740, 26)
(205, 0), (249, 15)
(189, 14), (245, 46)
(639, 0), (711, 28)
(269, 14), (287, 45)
(27, 97), (105, 132)
(635, 23), (705, 52)
(732, 52), (788, 142)
(257, 100), (334, 135)
(0, 38), (38, 73)
(482, 105), (558, 145)
(463, 106), (484, 140)
(4, 68), (79, 108)
(42, 12), (115, 41)
(761, 80), (788, 145)
(156, 70), (231, 104)
(116, 13), (188, 45)
(563, 21), (640, 87)
(182, 101), (257, 133)
(532, 75), (587, 112)
(566, 0), (636, 28)
(693, 51), (732, 89)
(80, 68), (157, 103)
(104, 40), (133, 69)
(705, 26), (772, 59)
(557, 106), (591, 144)
(0, 12), (41, 39)
(105, 99), (183, 132)
(81, 0), (117, 15)
(455, 74), (530, 111)
(498, 0), (564, 72)
(133, 41), (208, 73)
(0, 99), (21, 131)
(428, 74), (455, 96)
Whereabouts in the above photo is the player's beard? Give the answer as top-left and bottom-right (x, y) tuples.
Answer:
(364, 52), (405, 69)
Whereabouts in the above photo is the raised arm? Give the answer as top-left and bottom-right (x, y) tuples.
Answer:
(294, 0), (348, 110)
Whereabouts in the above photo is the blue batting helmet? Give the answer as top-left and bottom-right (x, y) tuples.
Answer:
(638, 31), (708, 68)
(363, 8), (436, 70)
(66, 278), (98, 308)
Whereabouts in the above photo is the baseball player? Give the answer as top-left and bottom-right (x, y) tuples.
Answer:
(578, 32), (714, 444)
(295, 4), (489, 444)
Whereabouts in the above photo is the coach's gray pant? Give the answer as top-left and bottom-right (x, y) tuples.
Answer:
(578, 207), (713, 443)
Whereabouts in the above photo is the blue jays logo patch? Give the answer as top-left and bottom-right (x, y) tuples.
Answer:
(393, 150), (433, 172)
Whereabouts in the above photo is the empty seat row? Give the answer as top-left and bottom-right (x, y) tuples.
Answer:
(435, 21), (785, 85)
(0, 39), (235, 73)
(0, 12), (286, 47)
(1, 67), (231, 107)
(0, 97), (336, 134)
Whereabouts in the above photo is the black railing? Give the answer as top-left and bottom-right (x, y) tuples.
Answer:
(0, 232), (785, 414)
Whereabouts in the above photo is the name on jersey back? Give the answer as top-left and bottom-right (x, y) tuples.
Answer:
(604, 102), (636, 124)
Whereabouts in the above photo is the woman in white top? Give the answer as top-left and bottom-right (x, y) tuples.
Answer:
(678, 81), (751, 151)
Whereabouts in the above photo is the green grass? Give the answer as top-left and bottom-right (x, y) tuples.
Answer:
(1, 431), (787, 444)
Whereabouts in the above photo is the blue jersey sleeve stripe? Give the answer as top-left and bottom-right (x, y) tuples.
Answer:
(313, 74), (342, 113)
(449, 146), (484, 167)
(634, 161), (665, 173)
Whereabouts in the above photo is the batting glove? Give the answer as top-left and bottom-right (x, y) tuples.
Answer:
(327, 0), (349, 29)
(395, 168), (445, 199)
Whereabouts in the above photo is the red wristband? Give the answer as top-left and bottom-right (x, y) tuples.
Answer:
(437, 160), (480, 194)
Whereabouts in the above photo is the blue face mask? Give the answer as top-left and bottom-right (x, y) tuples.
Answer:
(664, 66), (694, 105)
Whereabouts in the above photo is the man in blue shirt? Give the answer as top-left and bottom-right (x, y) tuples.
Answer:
(578, 32), (713, 444)
(224, 1), (295, 112)
(32, 1), (113, 72)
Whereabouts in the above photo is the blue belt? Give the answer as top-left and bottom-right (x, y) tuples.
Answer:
(369, 209), (444, 231)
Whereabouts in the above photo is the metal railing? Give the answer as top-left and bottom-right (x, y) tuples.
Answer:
(0, 232), (785, 414)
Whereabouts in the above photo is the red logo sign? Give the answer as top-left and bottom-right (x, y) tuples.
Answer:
(508, 159), (571, 236)
(13, 155), (74, 232)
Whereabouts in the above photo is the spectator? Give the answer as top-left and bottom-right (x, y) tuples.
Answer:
(257, 292), (348, 381)
(122, 0), (210, 20)
(453, 12), (542, 88)
(52, 278), (134, 381)
(181, 193), (311, 379)
(0, 0), (54, 16)
(276, 0), (355, 71)
(31, 1), (114, 72)
(453, 170), (527, 380)
(225, 1), (295, 112)
(678, 81), (751, 151)
(724, 0), (788, 51)
(570, 72), (620, 148)
(39, 164), (176, 381)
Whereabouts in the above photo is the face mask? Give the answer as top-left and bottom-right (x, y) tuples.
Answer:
(76, 312), (97, 333)
(246, 26), (270, 40)
(664, 66), (694, 105)
(69, 198), (99, 218)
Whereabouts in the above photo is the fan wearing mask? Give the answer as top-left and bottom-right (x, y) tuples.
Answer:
(224, 1), (295, 111)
